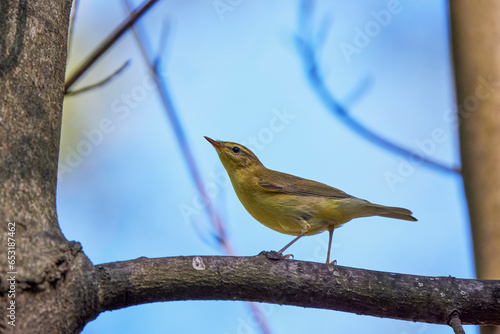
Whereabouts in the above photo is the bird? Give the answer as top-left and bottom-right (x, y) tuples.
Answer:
(205, 136), (417, 264)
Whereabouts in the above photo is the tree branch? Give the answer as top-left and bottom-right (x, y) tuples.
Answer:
(67, 0), (79, 55)
(296, 0), (461, 175)
(448, 311), (466, 334)
(65, 60), (131, 96)
(121, 0), (232, 253)
(64, 0), (160, 92)
(96, 253), (500, 326)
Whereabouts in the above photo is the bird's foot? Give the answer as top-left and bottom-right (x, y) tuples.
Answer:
(282, 254), (294, 260)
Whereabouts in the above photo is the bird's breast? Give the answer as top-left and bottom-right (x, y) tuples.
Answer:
(229, 176), (340, 236)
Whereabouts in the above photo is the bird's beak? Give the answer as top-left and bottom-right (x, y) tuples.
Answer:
(204, 136), (222, 150)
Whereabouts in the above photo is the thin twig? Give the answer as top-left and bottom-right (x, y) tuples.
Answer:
(342, 75), (373, 107)
(121, 3), (272, 334)
(64, 0), (160, 92)
(67, 0), (80, 56)
(153, 20), (171, 70)
(296, 0), (461, 175)
(65, 60), (131, 96)
(120, 0), (231, 253)
(448, 311), (466, 334)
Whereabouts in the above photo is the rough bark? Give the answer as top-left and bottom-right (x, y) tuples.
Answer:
(97, 253), (500, 326)
(449, 2), (500, 333)
(0, 0), (98, 333)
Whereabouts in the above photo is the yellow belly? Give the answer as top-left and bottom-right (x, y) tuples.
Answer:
(233, 185), (364, 236)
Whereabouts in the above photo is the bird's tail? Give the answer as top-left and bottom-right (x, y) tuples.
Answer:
(366, 203), (417, 222)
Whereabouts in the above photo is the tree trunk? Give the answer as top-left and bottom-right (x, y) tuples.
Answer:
(0, 0), (98, 332)
(449, 2), (500, 334)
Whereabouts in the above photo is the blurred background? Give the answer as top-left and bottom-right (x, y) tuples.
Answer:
(58, 0), (475, 333)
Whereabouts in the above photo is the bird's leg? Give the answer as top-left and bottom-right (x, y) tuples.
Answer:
(278, 222), (310, 255)
(326, 226), (335, 264)
(278, 231), (306, 254)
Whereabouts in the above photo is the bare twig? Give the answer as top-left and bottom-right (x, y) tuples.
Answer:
(121, 0), (231, 254)
(342, 75), (373, 107)
(65, 60), (131, 96)
(67, 0), (80, 55)
(296, 0), (461, 175)
(448, 311), (467, 334)
(153, 20), (171, 70)
(64, 0), (160, 92)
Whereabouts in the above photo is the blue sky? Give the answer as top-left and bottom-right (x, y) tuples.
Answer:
(58, 0), (476, 333)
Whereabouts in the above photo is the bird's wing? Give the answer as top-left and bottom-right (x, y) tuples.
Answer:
(257, 169), (353, 199)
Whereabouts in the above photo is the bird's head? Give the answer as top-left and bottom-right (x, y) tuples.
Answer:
(205, 136), (263, 172)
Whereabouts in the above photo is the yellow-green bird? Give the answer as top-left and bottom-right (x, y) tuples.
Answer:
(205, 137), (417, 264)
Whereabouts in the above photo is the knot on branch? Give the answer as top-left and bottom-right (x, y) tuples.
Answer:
(259, 251), (285, 261)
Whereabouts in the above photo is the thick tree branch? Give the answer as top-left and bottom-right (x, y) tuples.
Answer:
(96, 253), (500, 326)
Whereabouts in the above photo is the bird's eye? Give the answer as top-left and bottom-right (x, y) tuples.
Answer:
(232, 147), (240, 153)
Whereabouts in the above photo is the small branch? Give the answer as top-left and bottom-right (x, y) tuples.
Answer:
(65, 60), (131, 96)
(64, 0), (160, 92)
(448, 311), (466, 334)
(153, 20), (171, 70)
(96, 253), (500, 326)
(121, 0), (232, 253)
(67, 0), (80, 55)
(296, 0), (461, 175)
